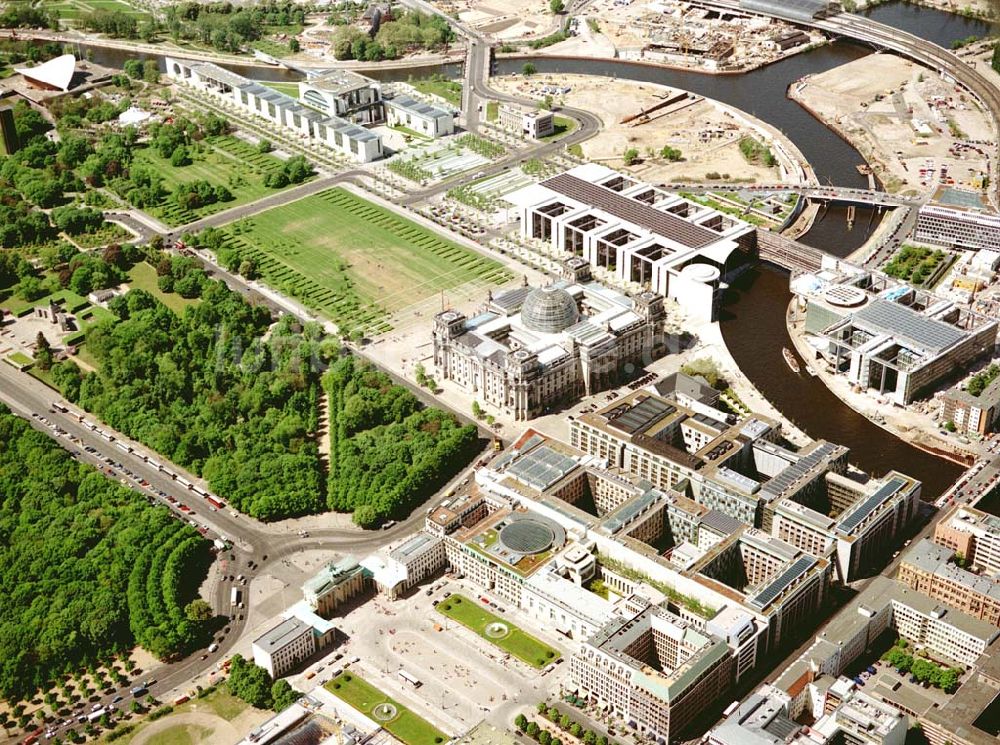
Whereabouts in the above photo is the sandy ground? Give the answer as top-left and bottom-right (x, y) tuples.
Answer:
(491, 73), (806, 184)
(791, 53), (995, 195)
(433, 0), (559, 41)
(130, 711), (240, 745)
(535, 0), (824, 71)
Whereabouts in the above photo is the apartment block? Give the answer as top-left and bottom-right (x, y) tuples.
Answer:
(934, 505), (1000, 576)
(897, 539), (1000, 626)
(362, 531), (446, 598)
(941, 377), (1000, 436)
(572, 600), (735, 743)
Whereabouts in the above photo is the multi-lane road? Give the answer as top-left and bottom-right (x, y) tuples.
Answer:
(0, 357), (481, 723)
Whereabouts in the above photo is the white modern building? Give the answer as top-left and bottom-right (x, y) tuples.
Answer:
(385, 94), (455, 137)
(298, 69), (383, 124)
(794, 262), (997, 405)
(165, 57), (383, 162)
(498, 103), (555, 139)
(915, 204), (1000, 252)
(504, 164), (757, 321)
(14, 53), (76, 91)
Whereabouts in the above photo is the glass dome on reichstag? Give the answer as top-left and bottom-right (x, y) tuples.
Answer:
(520, 286), (580, 334)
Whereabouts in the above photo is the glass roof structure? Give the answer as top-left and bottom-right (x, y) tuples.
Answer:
(520, 286), (581, 334)
(740, 0), (833, 21)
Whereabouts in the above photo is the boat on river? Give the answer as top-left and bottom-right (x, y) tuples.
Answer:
(783, 347), (800, 374)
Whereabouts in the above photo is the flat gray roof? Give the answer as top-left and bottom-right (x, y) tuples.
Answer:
(507, 444), (578, 491)
(305, 68), (375, 94)
(253, 617), (311, 653)
(541, 173), (719, 249)
(852, 300), (965, 353)
(838, 475), (910, 534)
(387, 94), (452, 119)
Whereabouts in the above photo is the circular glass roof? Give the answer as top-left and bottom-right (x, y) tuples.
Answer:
(499, 518), (556, 555)
(520, 286), (580, 334)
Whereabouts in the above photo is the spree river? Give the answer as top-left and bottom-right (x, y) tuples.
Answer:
(76, 1), (998, 499)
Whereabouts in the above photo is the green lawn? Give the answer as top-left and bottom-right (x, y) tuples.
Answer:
(437, 594), (560, 668)
(541, 116), (577, 141)
(7, 351), (33, 367)
(127, 261), (200, 315)
(325, 672), (447, 745)
(410, 77), (463, 107)
(259, 80), (301, 98)
(217, 187), (512, 334)
(129, 140), (292, 227)
(486, 101), (498, 122)
(47, 0), (151, 23)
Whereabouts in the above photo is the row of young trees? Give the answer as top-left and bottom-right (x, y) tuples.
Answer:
(515, 703), (614, 745)
(49, 284), (328, 521)
(325, 356), (480, 526)
(126, 527), (214, 661)
(0, 406), (211, 703)
(882, 639), (962, 693)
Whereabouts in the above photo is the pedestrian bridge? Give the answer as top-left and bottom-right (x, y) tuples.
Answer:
(672, 183), (921, 209)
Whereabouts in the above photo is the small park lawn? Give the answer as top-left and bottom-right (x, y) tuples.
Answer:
(129, 139), (291, 226)
(127, 261), (200, 315)
(437, 594), (560, 668)
(325, 672), (447, 745)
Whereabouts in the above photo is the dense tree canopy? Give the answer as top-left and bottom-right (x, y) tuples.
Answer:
(325, 356), (480, 526)
(159, 1), (307, 53)
(51, 284), (327, 520)
(0, 407), (211, 703)
(226, 654), (301, 711)
(333, 10), (454, 61)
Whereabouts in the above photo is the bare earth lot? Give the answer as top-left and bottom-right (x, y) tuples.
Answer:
(791, 54), (995, 195)
(491, 74), (797, 184)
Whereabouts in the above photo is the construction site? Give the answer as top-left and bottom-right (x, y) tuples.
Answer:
(571, 0), (827, 71)
(790, 53), (996, 195)
(490, 73), (803, 183)
(431, 0), (563, 42)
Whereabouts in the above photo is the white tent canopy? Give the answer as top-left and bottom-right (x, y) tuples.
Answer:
(14, 54), (76, 91)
